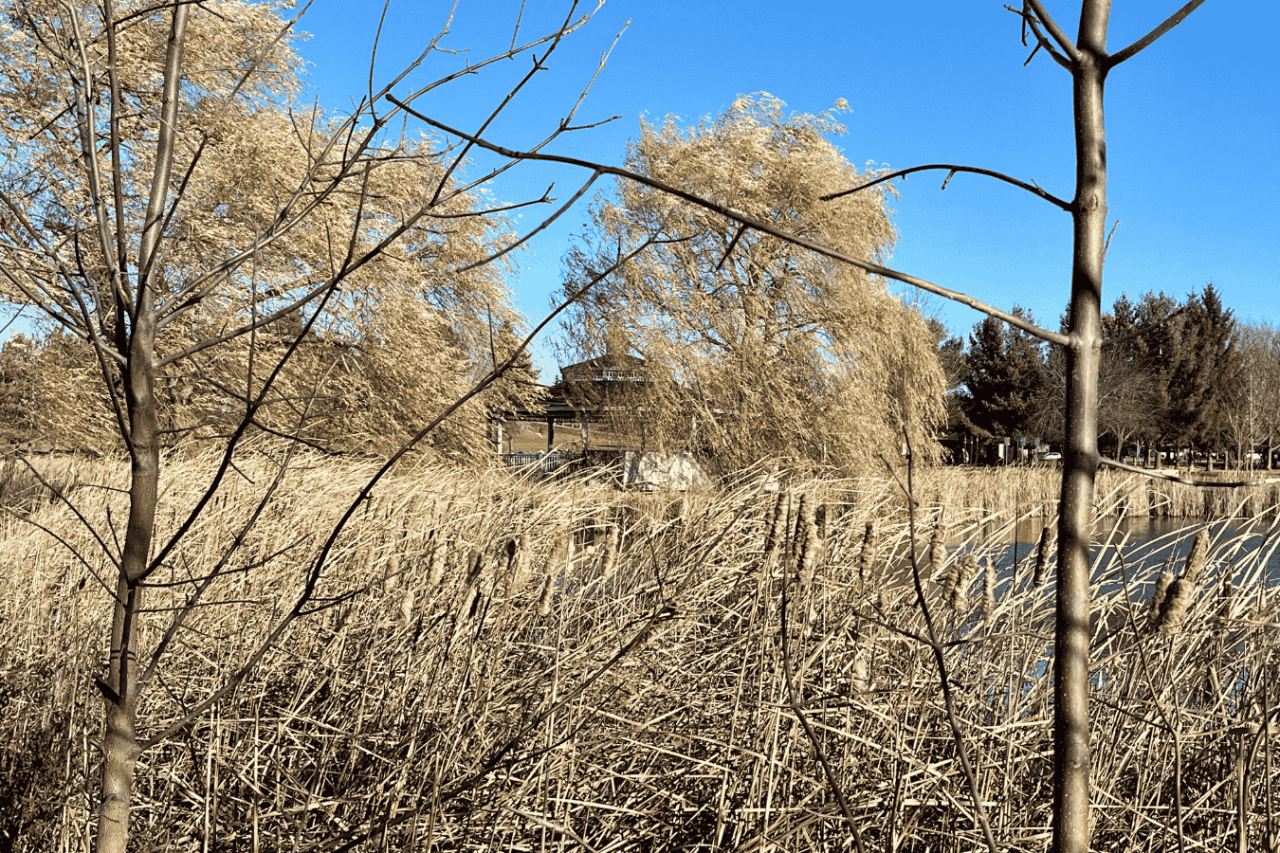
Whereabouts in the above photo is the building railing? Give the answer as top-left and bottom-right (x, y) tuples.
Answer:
(500, 451), (582, 475)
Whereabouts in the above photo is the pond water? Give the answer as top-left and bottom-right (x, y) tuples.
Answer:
(947, 513), (1280, 601)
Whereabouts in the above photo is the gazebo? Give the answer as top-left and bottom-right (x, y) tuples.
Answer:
(494, 351), (651, 454)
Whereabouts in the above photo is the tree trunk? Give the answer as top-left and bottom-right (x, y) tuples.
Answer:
(1054, 4), (1109, 851)
(96, 4), (190, 850)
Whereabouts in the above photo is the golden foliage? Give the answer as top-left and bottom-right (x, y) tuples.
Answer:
(558, 93), (945, 473)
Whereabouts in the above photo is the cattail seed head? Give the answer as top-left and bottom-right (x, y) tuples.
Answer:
(465, 548), (484, 585)
(503, 535), (519, 575)
(851, 651), (870, 694)
(399, 588), (415, 625)
(762, 492), (786, 565)
(791, 494), (807, 562)
(982, 562), (995, 623)
(1182, 531), (1208, 586)
(600, 523), (620, 581)
(1148, 569), (1175, 630)
(814, 503), (828, 557)
(536, 574), (554, 617)
(1150, 533), (1209, 633)
(466, 577), (487, 619)
(950, 554), (978, 612)
(547, 535), (570, 575)
(797, 500), (818, 587)
(1032, 525), (1053, 588)
(858, 523), (876, 584)
(425, 537), (445, 589)
(506, 534), (528, 591)
(1158, 576), (1196, 633)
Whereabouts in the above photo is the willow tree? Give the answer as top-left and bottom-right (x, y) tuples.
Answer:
(0, 13), (529, 457)
(557, 94), (945, 472)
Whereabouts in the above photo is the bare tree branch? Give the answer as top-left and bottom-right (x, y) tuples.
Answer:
(1108, 0), (1210, 67)
(389, 99), (1071, 348)
(456, 171), (600, 273)
(821, 162), (1071, 211)
(1024, 0), (1082, 64)
(1003, 3), (1073, 69)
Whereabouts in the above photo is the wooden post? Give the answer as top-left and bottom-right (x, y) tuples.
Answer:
(546, 417), (555, 453)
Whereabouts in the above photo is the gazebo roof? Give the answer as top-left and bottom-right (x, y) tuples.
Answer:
(559, 352), (647, 383)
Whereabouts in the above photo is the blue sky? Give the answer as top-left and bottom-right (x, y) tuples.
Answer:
(300, 1), (1276, 378)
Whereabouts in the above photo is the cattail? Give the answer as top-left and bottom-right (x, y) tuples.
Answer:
(928, 506), (947, 578)
(762, 492), (786, 565)
(465, 547), (484, 586)
(814, 503), (828, 560)
(796, 500), (818, 587)
(465, 576), (487, 620)
(982, 562), (996, 623)
(1156, 531), (1208, 633)
(950, 553), (978, 612)
(1182, 531), (1208, 586)
(791, 494), (808, 563)
(507, 534), (528, 591)
(545, 535), (570, 575)
(1157, 576), (1195, 633)
(536, 574), (554, 617)
(940, 558), (957, 604)
(851, 651), (870, 694)
(503, 535), (520, 577)
(858, 523), (876, 584)
(425, 535), (445, 589)
(1032, 525), (1053, 587)
(600, 523), (620, 582)
(1148, 569), (1175, 631)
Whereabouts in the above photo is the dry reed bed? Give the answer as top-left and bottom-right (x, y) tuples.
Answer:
(899, 465), (1280, 520)
(1, 454), (1279, 851)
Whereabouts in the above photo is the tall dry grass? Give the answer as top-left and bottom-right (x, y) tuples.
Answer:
(1, 454), (1278, 851)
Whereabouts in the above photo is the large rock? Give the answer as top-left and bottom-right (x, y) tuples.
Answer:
(621, 452), (709, 491)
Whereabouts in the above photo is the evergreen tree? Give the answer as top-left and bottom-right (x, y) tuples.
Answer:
(960, 308), (1047, 443)
(1165, 284), (1242, 451)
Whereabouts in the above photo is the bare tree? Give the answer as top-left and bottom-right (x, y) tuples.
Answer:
(0, 1), (615, 850)
(1227, 322), (1280, 470)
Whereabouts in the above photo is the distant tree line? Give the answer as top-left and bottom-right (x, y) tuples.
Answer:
(938, 284), (1278, 467)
